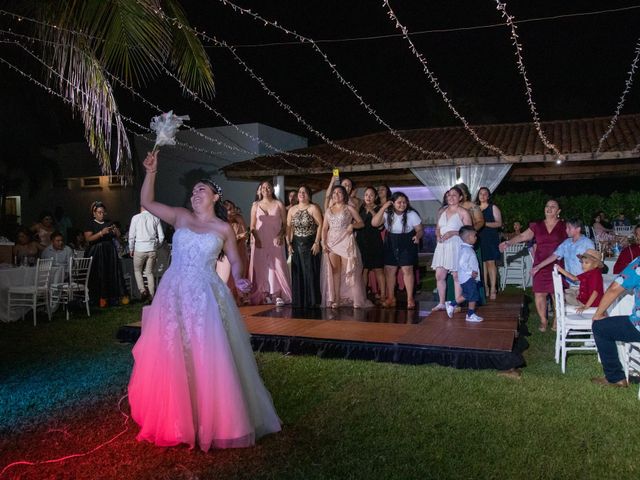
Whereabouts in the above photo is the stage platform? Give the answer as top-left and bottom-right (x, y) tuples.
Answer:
(117, 293), (529, 371)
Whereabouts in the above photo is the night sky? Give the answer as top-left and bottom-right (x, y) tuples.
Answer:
(2, 0), (640, 157)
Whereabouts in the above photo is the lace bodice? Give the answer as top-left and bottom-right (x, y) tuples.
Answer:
(170, 228), (223, 273)
(291, 208), (317, 237)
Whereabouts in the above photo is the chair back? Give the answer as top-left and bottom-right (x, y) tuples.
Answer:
(70, 256), (92, 288)
(583, 225), (595, 240)
(614, 225), (634, 237)
(501, 243), (527, 289)
(35, 257), (53, 286)
(505, 242), (528, 260)
(551, 265), (565, 320)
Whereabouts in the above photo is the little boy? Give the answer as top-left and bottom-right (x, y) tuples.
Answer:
(557, 248), (604, 313)
(446, 226), (483, 322)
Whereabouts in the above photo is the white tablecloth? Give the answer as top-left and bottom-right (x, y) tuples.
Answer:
(0, 265), (64, 322)
(604, 257), (617, 274)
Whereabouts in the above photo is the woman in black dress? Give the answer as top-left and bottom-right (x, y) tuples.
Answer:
(372, 192), (423, 309)
(84, 201), (128, 307)
(476, 187), (503, 300)
(357, 186), (385, 303)
(286, 186), (323, 308)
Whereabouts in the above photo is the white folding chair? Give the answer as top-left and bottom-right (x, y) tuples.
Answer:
(51, 256), (93, 320)
(500, 243), (527, 290)
(7, 258), (53, 326)
(552, 265), (597, 372)
(614, 225), (634, 237)
(618, 342), (640, 399)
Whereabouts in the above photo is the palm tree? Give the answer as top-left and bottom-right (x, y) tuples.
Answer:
(0, 0), (214, 178)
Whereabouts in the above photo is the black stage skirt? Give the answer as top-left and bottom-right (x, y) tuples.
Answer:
(291, 234), (322, 308)
(383, 231), (418, 267)
(85, 242), (127, 301)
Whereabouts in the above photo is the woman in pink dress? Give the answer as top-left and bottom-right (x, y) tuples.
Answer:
(128, 151), (281, 452)
(249, 180), (292, 305)
(500, 199), (565, 332)
(320, 185), (370, 308)
(215, 200), (250, 304)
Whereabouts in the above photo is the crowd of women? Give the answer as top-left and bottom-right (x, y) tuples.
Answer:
(214, 173), (427, 310)
(218, 173), (510, 313)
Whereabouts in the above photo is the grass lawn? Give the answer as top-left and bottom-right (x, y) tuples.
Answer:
(1, 296), (640, 479)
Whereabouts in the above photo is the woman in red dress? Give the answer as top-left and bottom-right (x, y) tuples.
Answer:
(500, 200), (565, 332)
(613, 225), (640, 274)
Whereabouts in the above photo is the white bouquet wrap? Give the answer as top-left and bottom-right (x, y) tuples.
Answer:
(150, 111), (190, 151)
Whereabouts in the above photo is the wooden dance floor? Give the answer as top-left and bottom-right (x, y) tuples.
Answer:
(117, 293), (527, 370)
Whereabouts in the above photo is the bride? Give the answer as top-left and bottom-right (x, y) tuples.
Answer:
(128, 150), (281, 452)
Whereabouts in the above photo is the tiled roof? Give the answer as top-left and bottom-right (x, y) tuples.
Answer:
(223, 113), (640, 178)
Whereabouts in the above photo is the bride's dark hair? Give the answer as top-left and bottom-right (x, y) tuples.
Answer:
(198, 179), (228, 222)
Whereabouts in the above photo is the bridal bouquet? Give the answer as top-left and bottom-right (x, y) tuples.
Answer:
(150, 111), (190, 151)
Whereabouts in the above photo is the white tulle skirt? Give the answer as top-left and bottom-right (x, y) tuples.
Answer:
(128, 265), (281, 451)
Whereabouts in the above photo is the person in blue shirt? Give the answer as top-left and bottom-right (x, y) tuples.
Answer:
(530, 218), (594, 305)
(612, 213), (630, 227)
(591, 256), (640, 387)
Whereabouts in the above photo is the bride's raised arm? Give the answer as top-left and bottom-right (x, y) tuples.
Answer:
(141, 151), (187, 227)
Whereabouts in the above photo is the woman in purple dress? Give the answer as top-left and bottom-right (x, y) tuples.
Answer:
(499, 199), (565, 332)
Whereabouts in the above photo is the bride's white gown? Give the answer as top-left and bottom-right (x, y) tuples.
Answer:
(128, 228), (281, 451)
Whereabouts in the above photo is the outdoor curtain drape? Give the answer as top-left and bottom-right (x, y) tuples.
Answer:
(411, 164), (512, 203)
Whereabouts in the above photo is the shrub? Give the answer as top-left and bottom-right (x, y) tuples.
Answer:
(494, 190), (640, 232)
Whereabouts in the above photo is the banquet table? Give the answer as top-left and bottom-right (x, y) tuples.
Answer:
(0, 264), (65, 322)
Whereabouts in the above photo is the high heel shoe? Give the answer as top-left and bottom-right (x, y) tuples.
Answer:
(407, 301), (416, 310)
(381, 298), (396, 308)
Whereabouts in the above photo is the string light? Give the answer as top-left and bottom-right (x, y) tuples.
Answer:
(0, 11), (310, 170)
(210, 0), (449, 160)
(213, 38), (385, 164)
(4, 5), (638, 167)
(383, 0), (506, 159)
(145, 7), (404, 165)
(493, 1), (562, 160)
(1, 39), (132, 176)
(596, 36), (640, 154)
(0, 41), (247, 171)
(103, 68), (269, 163)
(153, 62), (329, 168)
(209, 5), (640, 49)
(121, 117), (242, 167)
(0, 27), (303, 171)
(5, 8), (431, 166)
(0, 8), (103, 42)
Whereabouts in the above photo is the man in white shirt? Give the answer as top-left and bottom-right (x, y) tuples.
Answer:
(41, 231), (74, 267)
(129, 207), (164, 301)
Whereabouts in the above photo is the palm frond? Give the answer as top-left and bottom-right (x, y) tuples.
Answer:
(35, 16), (132, 176)
(161, 0), (215, 98)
